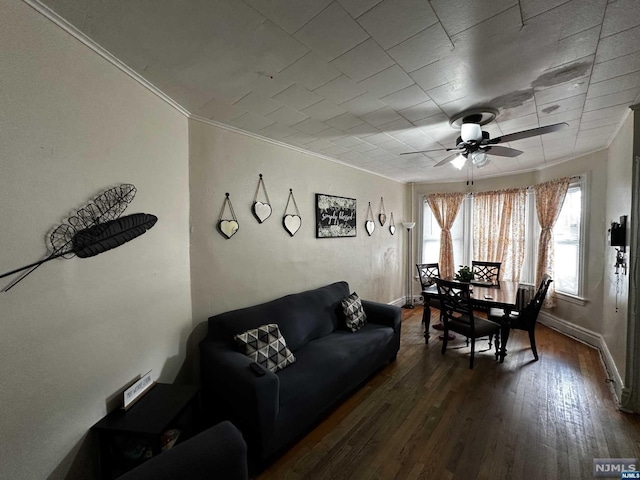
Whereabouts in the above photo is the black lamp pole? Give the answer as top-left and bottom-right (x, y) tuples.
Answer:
(402, 222), (415, 309)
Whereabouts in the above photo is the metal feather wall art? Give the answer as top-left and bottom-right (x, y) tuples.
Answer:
(0, 184), (157, 292)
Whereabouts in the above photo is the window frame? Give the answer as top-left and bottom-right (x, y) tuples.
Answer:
(418, 175), (588, 303)
(419, 196), (469, 267)
(552, 175), (588, 303)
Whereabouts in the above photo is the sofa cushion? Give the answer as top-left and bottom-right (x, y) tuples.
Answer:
(265, 322), (396, 458)
(341, 292), (367, 332)
(234, 324), (296, 373)
(208, 282), (350, 352)
(277, 323), (395, 405)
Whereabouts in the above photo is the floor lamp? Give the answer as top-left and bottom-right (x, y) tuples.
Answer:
(402, 222), (416, 309)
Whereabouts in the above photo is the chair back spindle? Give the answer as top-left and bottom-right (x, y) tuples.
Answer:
(471, 261), (502, 286)
(416, 263), (440, 289)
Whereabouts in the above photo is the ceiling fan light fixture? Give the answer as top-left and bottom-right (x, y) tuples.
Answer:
(449, 108), (498, 129)
(460, 123), (482, 142)
(451, 154), (467, 170)
(471, 151), (489, 168)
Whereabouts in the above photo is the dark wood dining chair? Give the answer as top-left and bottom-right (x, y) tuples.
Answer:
(416, 263), (443, 343)
(435, 278), (502, 369)
(471, 260), (502, 286)
(488, 274), (552, 361)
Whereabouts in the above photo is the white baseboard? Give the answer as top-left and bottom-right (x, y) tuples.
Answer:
(538, 311), (623, 403)
(389, 298), (404, 307)
(389, 296), (424, 308)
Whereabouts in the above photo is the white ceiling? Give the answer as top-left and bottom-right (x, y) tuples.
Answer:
(38, 0), (640, 183)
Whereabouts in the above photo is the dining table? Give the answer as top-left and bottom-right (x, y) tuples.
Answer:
(421, 280), (519, 363)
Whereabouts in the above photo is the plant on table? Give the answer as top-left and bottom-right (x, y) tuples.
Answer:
(454, 265), (475, 283)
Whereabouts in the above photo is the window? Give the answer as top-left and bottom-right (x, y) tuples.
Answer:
(420, 178), (585, 298)
(552, 183), (582, 295)
(421, 199), (467, 266)
(421, 206), (441, 264)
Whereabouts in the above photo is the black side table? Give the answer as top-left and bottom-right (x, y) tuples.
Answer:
(92, 383), (200, 479)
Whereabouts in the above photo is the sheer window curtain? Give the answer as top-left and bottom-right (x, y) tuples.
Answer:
(472, 188), (526, 282)
(426, 193), (465, 278)
(534, 177), (570, 307)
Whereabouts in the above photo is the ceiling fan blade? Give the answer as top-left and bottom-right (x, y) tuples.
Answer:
(434, 152), (461, 167)
(483, 145), (524, 157)
(488, 122), (568, 144)
(399, 148), (446, 155)
(400, 147), (464, 155)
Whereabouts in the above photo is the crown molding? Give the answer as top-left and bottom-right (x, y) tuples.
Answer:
(189, 115), (405, 184)
(24, 0), (407, 185)
(24, 0), (190, 117)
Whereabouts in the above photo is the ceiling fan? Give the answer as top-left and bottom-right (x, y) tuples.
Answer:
(401, 109), (568, 169)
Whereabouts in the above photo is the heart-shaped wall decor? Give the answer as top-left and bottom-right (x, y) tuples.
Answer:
(283, 215), (301, 237)
(253, 201), (272, 223)
(379, 213), (386, 226)
(389, 224), (396, 235)
(365, 220), (375, 236)
(218, 220), (239, 239)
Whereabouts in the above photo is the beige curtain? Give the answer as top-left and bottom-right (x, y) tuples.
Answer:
(426, 193), (465, 278)
(534, 177), (570, 307)
(473, 188), (526, 281)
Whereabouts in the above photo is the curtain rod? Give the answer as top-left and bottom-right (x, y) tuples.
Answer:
(423, 175), (582, 200)
(525, 175), (582, 192)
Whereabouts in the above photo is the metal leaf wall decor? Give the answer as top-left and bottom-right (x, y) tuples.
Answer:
(72, 213), (157, 258)
(49, 183), (138, 258)
(0, 183), (157, 292)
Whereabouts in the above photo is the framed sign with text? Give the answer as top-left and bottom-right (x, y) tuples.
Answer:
(123, 370), (155, 410)
(315, 194), (357, 238)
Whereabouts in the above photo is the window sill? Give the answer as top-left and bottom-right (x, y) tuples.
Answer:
(555, 291), (588, 306)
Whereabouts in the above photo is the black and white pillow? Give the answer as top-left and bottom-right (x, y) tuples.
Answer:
(234, 324), (296, 373)
(341, 292), (367, 332)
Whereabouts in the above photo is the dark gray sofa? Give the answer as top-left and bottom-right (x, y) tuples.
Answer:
(199, 281), (401, 472)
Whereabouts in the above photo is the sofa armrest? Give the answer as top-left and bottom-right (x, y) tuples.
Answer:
(200, 341), (279, 455)
(361, 300), (402, 335)
(118, 421), (248, 480)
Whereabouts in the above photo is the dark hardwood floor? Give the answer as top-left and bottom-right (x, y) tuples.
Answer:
(258, 306), (640, 480)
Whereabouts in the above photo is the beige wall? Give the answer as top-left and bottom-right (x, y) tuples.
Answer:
(188, 119), (407, 328)
(603, 113), (634, 379)
(0, 2), (191, 479)
(2, 0), (633, 478)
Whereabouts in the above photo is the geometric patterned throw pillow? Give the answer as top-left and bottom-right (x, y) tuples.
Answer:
(341, 292), (367, 333)
(234, 323), (296, 373)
